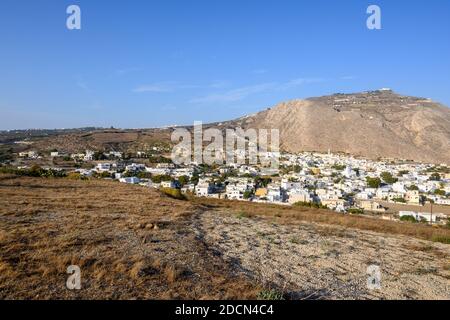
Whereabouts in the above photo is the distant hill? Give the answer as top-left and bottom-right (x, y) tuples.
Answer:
(3, 90), (449, 164)
(225, 89), (450, 164)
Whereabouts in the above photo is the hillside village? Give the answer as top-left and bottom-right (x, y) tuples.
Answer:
(4, 146), (450, 226)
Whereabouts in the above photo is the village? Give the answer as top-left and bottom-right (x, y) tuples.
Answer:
(6, 147), (450, 226)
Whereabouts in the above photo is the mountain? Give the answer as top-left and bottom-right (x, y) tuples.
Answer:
(3, 89), (449, 164)
(226, 89), (450, 164)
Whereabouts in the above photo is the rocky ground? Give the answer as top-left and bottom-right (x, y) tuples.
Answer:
(195, 211), (450, 300)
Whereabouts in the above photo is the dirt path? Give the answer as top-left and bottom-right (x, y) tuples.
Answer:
(194, 211), (450, 300)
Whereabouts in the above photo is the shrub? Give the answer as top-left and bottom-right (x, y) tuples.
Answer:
(236, 211), (249, 219)
(431, 235), (450, 244)
(257, 289), (285, 300)
(293, 201), (328, 209)
(160, 188), (186, 200)
(348, 208), (364, 215)
(366, 177), (381, 188)
(152, 174), (172, 183)
(392, 197), (406, 203)
(400, 215), (417, 223)
(67, 172), (82, 180)
(381, 172), (398, 184)
(429, 173), (441, 181)
(434, 189), (446, 196)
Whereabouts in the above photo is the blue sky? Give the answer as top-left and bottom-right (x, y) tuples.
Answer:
(0, 0), (449, 130)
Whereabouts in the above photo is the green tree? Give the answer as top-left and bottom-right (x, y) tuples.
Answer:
(243, 190), (253, 199)
(254, 177), (272, 188)
(366, 177), (382, 188)
(190, 173), (199, 185)
(434, 189), (446, 196)
(380, 172), (398, 184)
(178, 175), (189, 187)
(400, 215), (417, 223)
(429, 173), (441, 181)
(136, 171), (152, 179)
(392, 197), (406, 203)
(398, 170), (409, 176)
(152, 174), (172, 183)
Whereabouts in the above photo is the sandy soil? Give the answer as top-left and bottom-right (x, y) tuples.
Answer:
(195, 211), (450, 300)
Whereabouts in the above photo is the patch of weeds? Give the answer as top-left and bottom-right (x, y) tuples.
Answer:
(415, 267), (438, 275)
(236, 211), (249, 219)
(257, 289), (285, 300)
(431, 235), (450, 244)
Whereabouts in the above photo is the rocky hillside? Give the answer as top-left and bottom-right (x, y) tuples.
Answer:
(229, 90), (450, 164)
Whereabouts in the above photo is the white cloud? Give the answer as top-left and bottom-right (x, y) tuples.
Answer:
(252, 69), (268, 74)
(115, 67), (141, 76)
(133, 82), (178, 93)
(190, 83), (276, 104)
(133, 81), (229, 93)
(190, 77), (325, 104)
(278, 78), (325, 90)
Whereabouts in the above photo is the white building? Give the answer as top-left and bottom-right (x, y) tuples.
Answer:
(195, 183), (215, 197)
(399, 211), (446, 224)
(96, 163), (112, 172)
(119, 177), (140, 184)
(161, 180), (177, 189)
(84, 150), (95, 161)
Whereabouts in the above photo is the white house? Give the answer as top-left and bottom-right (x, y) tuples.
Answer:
(125, 163), (146, 172)
(119, 177), (140, 184)
(287, 189), (313, 204)
(96, 163), (112, 172)
(84, 150), (95, 161)
(399, 211), (446, 224)
(267, 185), (283, 202)
(281, 179), (302, 191)
(436, 198), (450, 206)
(195, 183), (215, 197)
(161, 180), (177, 189)
(392, 182), (407, 193)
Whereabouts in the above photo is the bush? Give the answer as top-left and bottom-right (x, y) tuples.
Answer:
(366, 177), (381, 188)
(293, 201), (328, 209)
(381, 172), (398, 184)
(434, 189), (446, 196)
(152, 175), (172, 183)
(400, 215), (417, 223)
(431, 235), (450, 244)
(67, 172), (82, 180)
(236, 211), (249, 219)
(429, 173), (441, 181)
(257, 289), (284, 300)
(0, 165), (66, 178)
(160, 188), (186, 200)
(136, 171), (152, 179)
(392, 197), (406, 203)
(348, 208), (364, 215)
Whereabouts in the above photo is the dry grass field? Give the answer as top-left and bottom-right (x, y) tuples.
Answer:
(0, 174), (449, 299)
(0, 174), (259, 299)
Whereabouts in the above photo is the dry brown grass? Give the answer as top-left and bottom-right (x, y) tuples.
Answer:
(0, 174), (260, 300)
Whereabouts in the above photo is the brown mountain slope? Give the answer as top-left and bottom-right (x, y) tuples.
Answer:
(231, 90), (450, 164)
